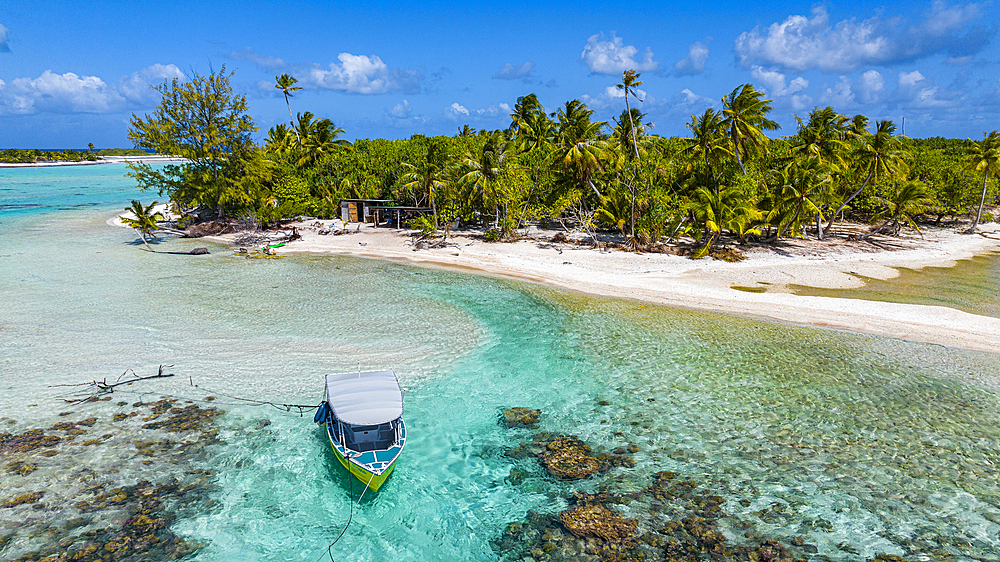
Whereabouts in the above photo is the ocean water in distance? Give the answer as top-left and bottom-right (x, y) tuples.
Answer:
(3, 165), (1000, 561)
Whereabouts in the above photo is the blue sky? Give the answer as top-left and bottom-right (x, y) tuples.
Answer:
(1, 0), (997, 148)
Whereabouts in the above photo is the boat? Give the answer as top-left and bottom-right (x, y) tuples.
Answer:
(314, 369), (406, 492)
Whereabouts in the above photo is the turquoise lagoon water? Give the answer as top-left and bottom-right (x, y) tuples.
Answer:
(3, 166), (1000, 561)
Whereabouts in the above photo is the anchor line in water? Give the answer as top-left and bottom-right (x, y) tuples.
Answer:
(318, 452), (375, 562)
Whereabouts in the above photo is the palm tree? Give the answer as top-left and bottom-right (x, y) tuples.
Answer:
(552, 100), (609, 202)
(294, 112), (348, 166)
(121, 200), (164, 252)
(612, 108), (646, 162)
(462, 132), (511, 229)
(790, 107), (850, 168)
(518, 111), (556, 153)
(966, 130), (1000, 233)
(265, 124), (296, 155)
(401, 145), (449, 230)
(275, 74), (302, 144)
(848, 114), (870, 137)
(616, 70), (644, 161)
(611, 107), (647, 239)
(768, 158), (833, 240)
(509, 93), (544, 134)
(823, 120), (908, 235)
(689, 185), (763, 258)
(865, 180), (935, 238)
(721, 84), (780, 174)
(509, 94), (554, 152)
(682, 108), (732, 194)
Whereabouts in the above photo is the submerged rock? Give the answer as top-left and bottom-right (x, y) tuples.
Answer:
(559, 504), (637, 543)
(0, 491), (44, 508)
(0, 400), (225, 562)
(503, 407), (541, 428)
(542, 450), (600, 479)
(539, 436), (600, 479)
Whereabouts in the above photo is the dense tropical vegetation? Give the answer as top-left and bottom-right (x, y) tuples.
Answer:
(122, 68), (998, 254)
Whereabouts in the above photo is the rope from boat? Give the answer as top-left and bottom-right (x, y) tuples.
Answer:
(318, 455), (375, 562)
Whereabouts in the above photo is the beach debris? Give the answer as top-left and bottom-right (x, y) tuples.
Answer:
(163, 247), (210, 255)
(50, 365), (175, 404)
(710, 246), (746, 262)
(235, 247), (281, 259)
(502, 407), (541, 428)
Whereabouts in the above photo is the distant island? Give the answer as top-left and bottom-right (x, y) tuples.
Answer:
(0, 148), (186, 168)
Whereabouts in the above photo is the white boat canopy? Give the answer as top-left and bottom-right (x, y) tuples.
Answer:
(325, 369), (403, 426)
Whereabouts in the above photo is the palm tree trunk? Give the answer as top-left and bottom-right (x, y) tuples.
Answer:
(135, 229), (155, 252)
(775, 201), (803, 240)
(862, 217), (893, 239)
(625, 98), (640, 161)
(825, 166), (874, 235)
(967, 170), (990, 233)
(733, 136), (746, 174)
(430, 185), (438, 231)
(285, 94), (300, 146)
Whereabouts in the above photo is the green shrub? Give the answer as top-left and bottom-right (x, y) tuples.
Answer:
(484, 227), (502, 242)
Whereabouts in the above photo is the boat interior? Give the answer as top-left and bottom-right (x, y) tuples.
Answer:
(332, 418), (400, 453)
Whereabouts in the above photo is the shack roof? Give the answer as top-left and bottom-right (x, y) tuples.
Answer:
(325, 369), (403, 425)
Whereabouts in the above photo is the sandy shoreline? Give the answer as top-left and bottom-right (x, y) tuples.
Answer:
(0, 156), (187, 168)
(112, 211), (1000, 353)
(241, 220), (1000, 353)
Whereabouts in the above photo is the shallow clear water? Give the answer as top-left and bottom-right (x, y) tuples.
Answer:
(790, 252), (1000, 319)
(3, 166), (1000, 561)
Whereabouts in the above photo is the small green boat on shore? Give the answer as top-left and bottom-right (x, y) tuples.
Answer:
(314, 369), (406, 492)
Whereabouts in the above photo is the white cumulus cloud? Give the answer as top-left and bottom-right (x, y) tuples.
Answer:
(750, 66), (808, 97)
(306, 53), (420, 94)
(859, 70), (886, 103)
(674, 42), (709, 76)
(820, 76), (856, 107)
(8, 70), (125, 114)
(494, 61), (535, 80)
(119, 64), (185, 104)
(476, 103), (511, 117)
(0, 64), (185, 115)
(388, 100), (413, 119)
(228, 47), (285, 70)
(734, 4), (992, 73)
(580, 32), (658, 75)
(446, 102), (469, 118)
(0, 24), (9, 52)
(892, 70), (957, 108)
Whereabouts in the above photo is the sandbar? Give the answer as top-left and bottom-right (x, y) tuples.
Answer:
(266, 221), (1000, 353)
(113, 212), (1000, 353)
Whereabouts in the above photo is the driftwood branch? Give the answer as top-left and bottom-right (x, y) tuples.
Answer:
(52, 365), (176, 403)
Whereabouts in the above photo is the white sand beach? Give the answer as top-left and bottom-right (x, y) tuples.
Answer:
(255, 221), (1000, 353)
(109, 209), (1000, 352)
(0, 155), (187, 168)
